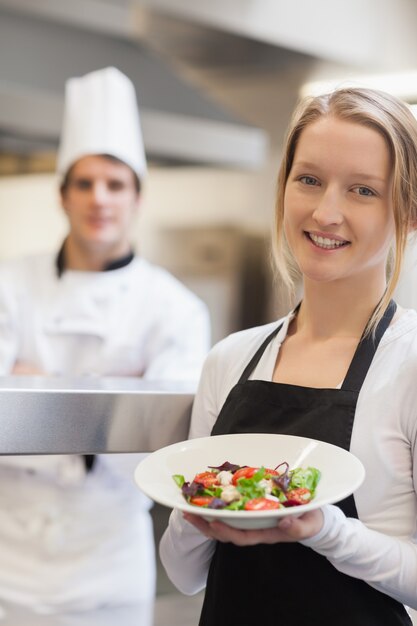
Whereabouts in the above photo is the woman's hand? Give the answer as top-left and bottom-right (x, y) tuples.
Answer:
(183, 508), (324, 546)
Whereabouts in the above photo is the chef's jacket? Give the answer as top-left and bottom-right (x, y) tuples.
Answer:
(0, 252), (210, 613)
(0, 253), (210, 379)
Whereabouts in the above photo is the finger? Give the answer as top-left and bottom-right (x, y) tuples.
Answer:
(183, 509), (323, 545)
(208, 520), (290, 546)
(182, 515), (296, 545)
(183, 513), (213, 537)
(275, 510), (324, 540)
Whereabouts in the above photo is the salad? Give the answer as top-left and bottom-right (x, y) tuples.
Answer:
(173, 461), (321, 511)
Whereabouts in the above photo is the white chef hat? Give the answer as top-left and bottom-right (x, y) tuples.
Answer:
(57, 66), (147, 180)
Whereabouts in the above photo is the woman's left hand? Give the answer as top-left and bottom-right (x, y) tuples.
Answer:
(183, 508), (324, 546)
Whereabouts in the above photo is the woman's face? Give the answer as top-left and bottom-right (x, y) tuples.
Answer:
(283, 116), (395, 289)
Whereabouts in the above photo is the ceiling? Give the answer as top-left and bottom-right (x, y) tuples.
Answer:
(0, 0), (417, 175)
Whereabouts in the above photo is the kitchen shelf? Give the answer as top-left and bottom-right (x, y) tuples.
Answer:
(0, 376), (196, 455)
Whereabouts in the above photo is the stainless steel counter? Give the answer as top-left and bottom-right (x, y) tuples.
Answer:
(0, 599), (149, 625)
(0, 376), (196, 454)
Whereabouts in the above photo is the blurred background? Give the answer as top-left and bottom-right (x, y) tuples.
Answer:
(0, 1), (417, 623)
(4, 0), (417, 342)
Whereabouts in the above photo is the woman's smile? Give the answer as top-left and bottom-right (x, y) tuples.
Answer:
(305, 231), (350, 251)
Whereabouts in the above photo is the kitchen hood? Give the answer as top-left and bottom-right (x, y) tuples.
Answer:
(2, 0), (417, 174)
(0, 4), (268, 171)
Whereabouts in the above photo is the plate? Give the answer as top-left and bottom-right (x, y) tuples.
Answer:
(134, 433), (365, 529)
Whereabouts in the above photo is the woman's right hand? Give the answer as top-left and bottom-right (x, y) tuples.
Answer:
(183, 507), (324, 546)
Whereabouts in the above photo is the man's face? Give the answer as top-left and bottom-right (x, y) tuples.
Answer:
(61, 155), (140, 257)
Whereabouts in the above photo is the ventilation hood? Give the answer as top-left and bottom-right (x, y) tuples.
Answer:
(1, 0), (417, 175)
(0, 2), (268, 172)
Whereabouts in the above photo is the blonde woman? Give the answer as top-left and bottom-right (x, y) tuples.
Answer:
(160, 88), (417, 626)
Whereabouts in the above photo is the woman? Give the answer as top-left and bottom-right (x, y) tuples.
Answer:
(160, 87), (417, 626)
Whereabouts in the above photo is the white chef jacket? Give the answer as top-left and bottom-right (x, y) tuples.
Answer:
(0, 252), (211, 614)
(160, 308), (417, 611)
(0, 253), (210, 379)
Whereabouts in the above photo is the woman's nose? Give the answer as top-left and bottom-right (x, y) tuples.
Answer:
(312, 187), (343, 225)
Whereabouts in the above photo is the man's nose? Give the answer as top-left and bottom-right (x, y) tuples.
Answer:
(90, 182), (108, 205)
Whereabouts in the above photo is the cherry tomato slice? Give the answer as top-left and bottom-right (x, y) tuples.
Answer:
(244, 497), (281, 511)
(231, 467), (258, 485)
(284, 487), (312, 507)
(264, 468), (279, 478)
(193, 471), (219, 488)
(189, 496), (214, 507)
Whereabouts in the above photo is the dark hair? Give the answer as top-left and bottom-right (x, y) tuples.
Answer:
(60, 154), (141, 194)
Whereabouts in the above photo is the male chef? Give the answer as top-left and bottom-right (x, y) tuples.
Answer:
(0, 67), (210, 623)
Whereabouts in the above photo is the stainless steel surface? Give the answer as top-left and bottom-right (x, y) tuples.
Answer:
(0, 5), (268, 172)
(0, 593), (205, 625)
(0, 376), (195, 454)
(0, 600), (149, 625)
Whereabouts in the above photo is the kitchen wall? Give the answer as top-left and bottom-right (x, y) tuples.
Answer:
(0, 163), (279, 258)
(140, 163), (279, 260)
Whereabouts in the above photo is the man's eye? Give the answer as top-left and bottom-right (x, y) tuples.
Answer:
(299, 176), (318, 186)
(108, 181), (125, 191)
(72, 179), (91, 190)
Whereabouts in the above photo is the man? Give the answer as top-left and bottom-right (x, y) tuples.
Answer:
(0, 67), (210, 623)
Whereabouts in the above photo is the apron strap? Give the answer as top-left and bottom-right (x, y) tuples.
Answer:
(237, 304), (304, 383)
(238, 305), (303, 384)
(238, 300), (397, 390)
(237, 324), (283, 384)
(341, 299), (397, 392)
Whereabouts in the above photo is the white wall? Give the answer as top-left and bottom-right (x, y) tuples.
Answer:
(0, 174), (66, 260)
(0, 160), (278, 262)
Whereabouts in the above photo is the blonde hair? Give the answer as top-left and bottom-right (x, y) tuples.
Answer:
(273, 87), (417, 332)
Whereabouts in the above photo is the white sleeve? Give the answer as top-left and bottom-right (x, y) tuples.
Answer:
(159, 347), (221, 592)
(301, 504), (417, 609)
(159, 508), (216, 595)
(143, 297), (211, 382)
(188, 347), (222, 439)
(0, 279), (19, 373)
(159, 325), (279, 593)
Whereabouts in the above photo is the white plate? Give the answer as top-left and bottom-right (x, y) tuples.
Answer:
(135, 433), (365, 529)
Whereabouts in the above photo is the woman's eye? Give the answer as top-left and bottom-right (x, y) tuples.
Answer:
(354, 186), (375, 197)
(299, 176), (318, 186)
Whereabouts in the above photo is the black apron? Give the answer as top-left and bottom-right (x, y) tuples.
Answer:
(199, 301), (411, 626)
